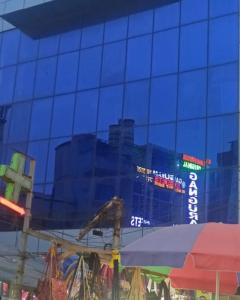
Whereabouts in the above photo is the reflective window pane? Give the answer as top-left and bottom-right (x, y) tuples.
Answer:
(101, 41), (126, 85)
(129, 10), (153, 37)
(152, 29), (179, 76)
(180, 22), (207, 71)
(51, 94), (75, 138)
(81, 24), (104, 48)
(0, 66), (16, 104)
(181, 0), (208, 24)
(210, 0), (238, 17)
(39, 35), (59, 58)
(19, 33), (39, 62)
(104, 17), (128, 43)
(208, 64), (238, 116)
(0, 30), (20, 67)
(209, 15), (238, 65)
(178, 70), (207, 120)
(149, 123), (176, 152)
(154, 2), (179, 31)
(55, 52), (79, 94)
(59, 29), (81, 53)
(126, 35), (151, 81)
(150, 75), (177, 124)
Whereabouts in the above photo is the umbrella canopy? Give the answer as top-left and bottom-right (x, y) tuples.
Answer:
(121, 223), (240, 272)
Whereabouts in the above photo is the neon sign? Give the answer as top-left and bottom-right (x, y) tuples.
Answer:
(188, 172), (198, 224)
(182, 154), (211, 171)
(130, 216), (150, 227)
(0, 196), (25, 216)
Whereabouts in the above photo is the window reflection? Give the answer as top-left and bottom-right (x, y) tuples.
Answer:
(19, 32), (39, 62)
(154, 2), (179, 31)
(81, 24), (104, 48)
(181, 0), (208, 24)
(0, 30), (20, 67)
(209, 0), (238, 17)
(104, 17), (128, 43)
(0, 66), (16, 104)
(59, 29), (81, 53)
(128, 10), (153, 37)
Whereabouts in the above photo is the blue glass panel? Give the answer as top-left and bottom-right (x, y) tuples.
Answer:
(104, 17), (128, 43)
(59, 29), (81, 53)
(0, 66), (16, 104)
(124, 80), (149, 125)
(180, 22), (207, 71)
(55, 52), (79, 94)
(19, 33), (38, 62)
(152, 29), (179, 76)
(177, 119), (206, 158)
(178, 70), (207, 120)
(8, 102), (31, 143)
(181, 0), (208, 24)
(29, 98), (53, 140)
(14, 62), (35, 102)
(149, 123), (176, 151)
(126, 35), (151, 81)
(129, 10), (153, 37)
(154, 2), (179, 31)
(78, 47), (101, 90)
(34, 57), (57, 98)
(28, 140), (48, 183)
(207, 114), (237, 168)
(209, 15), (238, 65)
(0, 30), (20, 67)
(81, 24), (104, 48)
(74, 90), (98, 134)
(208, 64), (238, 116)
(51, 94), (75, 138)
(98, 85), (123, 131)
(210, 0), (238, 17)
(150, 75), (177, 124)
(38, 35), (59, 58)
(101, 41), (126, 85)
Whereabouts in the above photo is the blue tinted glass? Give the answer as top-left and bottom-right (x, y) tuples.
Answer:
(149, 123), (176, 151)
(29, 98), (53, 140)
(129, 10), (153, 37)
(154, 2), (179, 31)
(126, 35), (151, 81)
(55, 52), (79, 94)
(28, 140), (48, 183)
(39, 35), (59, 58)
(208, 64), (238, 116)
(34, 57), (57, 98)
(14, 62), (35, 102)
(101, 41), (126, 85)
(177, 119), (206, 158)
(0, 30), (20, 67)
(104, 17), (128, 43)
(0, 66), (16, 104)
(210, 0), (238, 17)
(59, 29), (81, 53)
(81, 24), (104, 48)
(181, 0), (208, 24)
(152, 29), (179, 76)
(74, 90), (98, 134)
(78, 47), (101, 90)
(209, 15), (238, 65)
(19, 33), (39, 62)
(8, 102), (31, 143)
(98, 85), (123, 131)
(207, 115), (237, 168)
(150, 75), (177, 124)
(51, 94), (75, 138)
(134, 126), (148, 146)
(124, 80), (149, 125)
(178, 70), (207, 120)
(180, 22), (207, 71)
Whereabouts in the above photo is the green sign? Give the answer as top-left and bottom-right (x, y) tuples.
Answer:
(182, 160), (203, 171)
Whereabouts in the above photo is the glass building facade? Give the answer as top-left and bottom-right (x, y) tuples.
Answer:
(0, 0), (239, 230)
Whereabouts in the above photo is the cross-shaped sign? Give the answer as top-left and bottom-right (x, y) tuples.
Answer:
(0, 152), (33, 203)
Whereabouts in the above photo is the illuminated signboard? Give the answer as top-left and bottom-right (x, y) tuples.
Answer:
(187, 172), (198, 224)
(0, 196), (25, 216)
(181, 154), (211, 171)
(130, 216), (150, 227)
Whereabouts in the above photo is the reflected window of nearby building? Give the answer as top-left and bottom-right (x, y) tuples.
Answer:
(124, 80), (149, 125)
(208, 63), (238, 116)
(104, 17), (128, 43)
(101, 41), (126, 85)
(74, 89), (98, 134)
(180, 22), (207, 71)
(29, 98), (53, 140)
(209, 15), (238, 65)
(19, 32), (39, 62)
(149, 123), (176, 152)
(209, 0), (238, 17)
(81, 24), (104, 48)
(152, 28), (179, 76)
(38, 35), (59, 58)
(181, 0), (208, 24)
(0, 30), (20, 67)
(0, 66), (16, 104)
(154, 2), (179, 31)
(128, 10), (153, 37)
(150, 75), (177, 124)
(59, 29), (81, 53)
(51, 94), (75, 138)
(178, 69), (207, 120)
(126, 35), (152, 81)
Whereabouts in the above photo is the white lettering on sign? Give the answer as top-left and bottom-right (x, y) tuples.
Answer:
(188, 172), (198, 224)
(130, 216), (150, 227)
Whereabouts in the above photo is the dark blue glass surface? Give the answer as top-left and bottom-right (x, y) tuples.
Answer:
(126, 35), (152, 81)
(55, 52), (79, 94)
(181, 0), (208, 24)
(104, 17), (128, 43)
(149, 123), (176, 151)
(128, 10), (153, 37)
(14, 62), (36, 101)
(150, 75), (177, 123)
(0, 30), (20, 67)
(0, 66), (16, 104)
(154, 2), (179, 31)
(101, 41), (126, 85)
(39, 35), (59, 58)
(178, 70), (207, 120)
(81, 24), (104, 48)
(180, 22), (208, 71)
(210, 0), (238, 17)
(19, 33), (39, 62)
(208, 63), (238, 116)
(209, 15), (238, 65)
(59, 29), (81, 53)
(152, 29), (179, 76)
